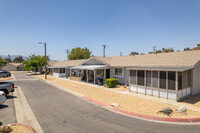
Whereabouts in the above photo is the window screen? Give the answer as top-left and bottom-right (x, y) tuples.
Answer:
(182, 71), (187, 89)
(187, 70), (191, 87)
(152, 71), (158, 88)
(160, 71), (166, 89)
(114, 68), (123, 76)
(130, 70), (136, 84)
(168, 71), (175, 90)
(178, 72), (182, 90)
(137, 70), (144, 86)
(146, 71), (151, 87)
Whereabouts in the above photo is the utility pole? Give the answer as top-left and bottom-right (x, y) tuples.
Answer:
(120, 52), (122, 56)
(102, 45), (107, 57)
(38, 42), (47, 79)
(66, 49), (70, 60)
(153, 46), (156, 53)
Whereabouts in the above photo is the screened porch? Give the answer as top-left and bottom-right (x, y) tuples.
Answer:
(128, 66), (192, 101)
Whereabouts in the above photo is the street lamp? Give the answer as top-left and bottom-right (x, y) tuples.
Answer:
(38, 42), (47, 79)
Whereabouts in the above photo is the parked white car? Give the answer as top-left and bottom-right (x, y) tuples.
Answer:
(0, 91), (6, 104)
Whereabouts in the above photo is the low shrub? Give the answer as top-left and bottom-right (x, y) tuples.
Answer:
(105, 78), (118, 88)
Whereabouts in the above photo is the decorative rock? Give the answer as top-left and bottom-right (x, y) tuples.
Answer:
(158, 107), (173, 116)
(176, 106), (187, 114)
(111, 103), (119, 107)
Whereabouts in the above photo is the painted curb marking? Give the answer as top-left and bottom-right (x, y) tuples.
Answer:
(83, 96), (200, 123)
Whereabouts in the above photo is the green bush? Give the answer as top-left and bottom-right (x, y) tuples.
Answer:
(105, 78), (118, 88)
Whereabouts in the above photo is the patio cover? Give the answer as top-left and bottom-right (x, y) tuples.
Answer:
(126, 66), (193, 72)
(71, 65), (109, 70)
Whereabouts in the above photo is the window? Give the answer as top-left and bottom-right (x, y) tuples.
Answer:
(60, 68), (65, 73)
(137, 70), (144, 86)
(160, 71), (166, 89)
(178, 72), (182, 90)
(168, 72), (175, 90)
(146, 71), (151, 87)
(152, 71), (158, 88)
(97, 70), (104, 76)
(114, 68), (123, 76)
(130, 70), (136, 84)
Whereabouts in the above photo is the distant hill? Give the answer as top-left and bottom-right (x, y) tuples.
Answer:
(191, 46), (200, 50)
(0, 55), (28, 60)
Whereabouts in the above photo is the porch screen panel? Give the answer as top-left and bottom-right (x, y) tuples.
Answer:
(130, 70), (136, 84)
(168, 71), (175, 90)
(187, 70), (191, 87)
(146, 71), (151, 87)
(182, 71), (187, 89)
(178, 72), (182, 90)
(137, 70), (144, 86)
(152, 71), (158, 88)
(160, 71), (166, 89)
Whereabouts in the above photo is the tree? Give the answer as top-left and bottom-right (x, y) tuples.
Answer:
(5, 55), (12, 62)
(162, 48), (174, 53)
(156, 50), (162, 53)
(129, 51), (139, 55)
(23, 54), (47, 73)
(68, 47), (91, 60)
(13, 56), (24, 63)
(184, 47), (190, 51)
(0, 57), (7, 70)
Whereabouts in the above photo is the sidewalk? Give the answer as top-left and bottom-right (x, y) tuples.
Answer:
(35, 75), (200, 119)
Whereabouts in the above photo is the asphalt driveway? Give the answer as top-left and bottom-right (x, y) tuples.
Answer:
(13, 72), (200, 133)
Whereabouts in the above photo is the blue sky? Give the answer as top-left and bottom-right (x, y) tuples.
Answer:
(0, 0), (200, 61)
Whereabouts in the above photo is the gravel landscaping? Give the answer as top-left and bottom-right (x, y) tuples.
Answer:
(36, 75), (200, 118)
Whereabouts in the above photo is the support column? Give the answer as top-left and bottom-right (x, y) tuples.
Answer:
(94, 70), (96, 84)
(129, 70), (131, 92)
(136, 70), (138, 93)
(181, 72), (183, 98)
(166, 71), (168, 100)
(151, 71), (153, 96)
(158, 71), (160, 98)
(70, 69), (72, 79)
(176, 71), (178, 101)
(144, 70), (146, 95)
(86, 70), (89, 83)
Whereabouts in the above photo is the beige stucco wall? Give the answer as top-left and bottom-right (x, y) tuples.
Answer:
(110, 67), (129, 85)
(192, 61), (200, 95)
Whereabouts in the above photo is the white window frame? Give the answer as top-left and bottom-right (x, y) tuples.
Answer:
(113, 67), (124, 77)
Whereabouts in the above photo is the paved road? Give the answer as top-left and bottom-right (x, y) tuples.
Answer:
(0, 92), (16, 125)
(13, 72), (200, 133)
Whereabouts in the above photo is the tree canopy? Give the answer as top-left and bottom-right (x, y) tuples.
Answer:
(13, 56), (24, 63)
(0, 57), (7, 70)
(23, 54), (47, 72)
(68, 47), (91, 60)
(5, 55), (12, 62)
(129, 51), (139, 55)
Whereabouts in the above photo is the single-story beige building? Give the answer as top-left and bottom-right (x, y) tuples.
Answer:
(48, 50), (200, 101)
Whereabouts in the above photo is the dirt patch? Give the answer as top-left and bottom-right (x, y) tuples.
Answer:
(0, 77), (13, 81)
(35, 75), (200, 118)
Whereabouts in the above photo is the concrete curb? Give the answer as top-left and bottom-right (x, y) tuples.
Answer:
(83, 96), (200, 123)
(13, 86), (44, 133)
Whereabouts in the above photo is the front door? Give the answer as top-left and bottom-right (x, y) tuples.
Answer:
(106, 69), (110, 78)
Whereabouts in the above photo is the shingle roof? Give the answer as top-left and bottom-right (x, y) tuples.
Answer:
(49, 50), (200, 68)
(48, 59), (86, 68)
(95, 50), (200, 68)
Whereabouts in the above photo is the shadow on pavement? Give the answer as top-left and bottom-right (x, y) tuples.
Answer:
(6, 95), (17, 99)
(0, 105), (8, 109)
